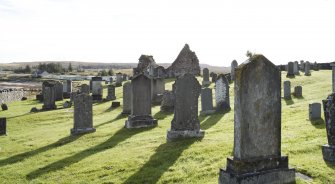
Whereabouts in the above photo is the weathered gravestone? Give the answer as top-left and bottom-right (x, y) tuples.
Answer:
(0, 117), (6, 136)
(125, 74), (157, 128)
(91, 77), (103, 101)
(219, 55), (295, 184)
(331, 63), (335, 93)
(286, 61), (295, 77)
(202, 68), (211, 86)
(106, 85), (116, 101)
(231, 60), (238, 80)
(294, 86), (302, 97)
(110, 77), (113, 83)
(80, 84), (90, 94)
(309, 103), (321, 120)
(313, 61), (319, 71)
(1, 103), (8, 111)
(322, 93), (335, 162)
(300, 60), (305, 71)
(293, 61), (299, 75)
(305, 61), (311, 76)
(115, 73), (123, 87)
(212, 73), (217, 83)
(161, 90), (174, 112)
(215, 74), (230, 111)
(283, 81), (291, 99)
(151, 78), (165, 104)
(71, 93), (95, 135)
(200, 88), (215, 116)
(167, 74), (204, 141)
(42, 82), (57, 110)
(122, 82), (131, 114)
(63, 80), (72, 98)
(54, 81), (63, 101)
(123, 74), (128, 81)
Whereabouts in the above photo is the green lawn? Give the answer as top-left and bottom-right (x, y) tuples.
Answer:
(0, 70), (334, 184)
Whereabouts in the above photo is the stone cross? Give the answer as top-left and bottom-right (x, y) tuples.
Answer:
(161, 90), (174, 112)
(287, 61), (295, 77)
(219, 55), (295, 184)
(322, 93), (335, 162)
(125, 74), (157, 128)
(167, 73), (204, 141)
(42, 81), (57, 110)
(0, 117), (6, 136)
(106, 85), (116, 101)
(202, 68), (210, 86)
(91, 77), (103, 101)
(305, 61), (311, 76)
(231, 60), (238, 80)
(215, 74), (230, 111)
(122, 82), (131, 114)
(71, 93), (95, 135)
(283, 81), (291, 99)
(309, 103), (321, 120)
(200, 88), (215, 116)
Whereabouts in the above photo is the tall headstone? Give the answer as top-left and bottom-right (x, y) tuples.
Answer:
(231, 60), (238, 80)
(91, 77), (103, 101)
(167, 74), (204, 141)
(106, 85), (116, 101)
(125, 74), (157, 128)
(161, 90), (174, 112)
(0, 117), (6, 136)
(122, 82), (131, 114)
(300, 60), (305, 71)
(305, 61), (311, 76)
(215, 74), (230, 111)
(331, 63), (335, 93)
(42, 82), (57, 110)
(211, 73), (217, 83)
(202, 68), (211, 86)
(63, 80), (72, 98)
(294, 86), (302, 97)
(314, 61), (319, 71)
(151, 78), (165, 104)
(80, 84), (90, 94)
(219, 55), (295, 183)
(322, 94), (335, 162)
(309, 103), (321, 120)
(283, 81), (291, 99)
(286, 61), (295, 77)
(293, 61), (299, 75)
(200, 88), (215, 116)
(115, 73), (123, 87)
(71, 93), (95, 135)
(54, 81), (64, 101)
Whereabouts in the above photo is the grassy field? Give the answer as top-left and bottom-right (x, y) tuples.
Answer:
(0, 70), (334, 184)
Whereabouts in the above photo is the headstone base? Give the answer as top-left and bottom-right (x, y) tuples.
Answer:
(322, 144), (335, 162)
(202, 81), (211, 86)
(106, 96), (116, 101)
(92, 95), (103, 101)
(200, 110), (216, 116)
(125, 115), (157, 128)
(42, 105), (57, 110)
(167, 129), (205, 141)
(71, 127), (96, 135)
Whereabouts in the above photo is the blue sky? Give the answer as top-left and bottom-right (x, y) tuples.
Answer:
(0, 0), (335, 66)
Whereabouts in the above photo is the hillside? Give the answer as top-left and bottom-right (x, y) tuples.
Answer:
(0, 70), (332, 183)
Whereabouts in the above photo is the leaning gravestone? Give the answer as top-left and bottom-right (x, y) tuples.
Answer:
(122, 82), (131, 114)
(287, 61), (295, 77)
(231, 60), (238, 80)
(71, 93), (95, 135)
(305, 61), (311, 76)
(106, 85), (116, 101)
(309, 103), (321, 120)
(200, 88), (215, 116)
(202, 68), (211, 86)
(219, 55), (295, 184)
(80, 84), (90, 94)
(167, 73), (204, 141)
(283, 81), (291, 99)
(161, 90), (175, 112)
(215, 74), (230, 111)
(125, 74), (157, 128)
(294, 86), (302, 97)
(42, 82), (57, 110)
(0, 117), (6, 136)
(91, 77), (103, 101)
(293, 61), (299, 75)
(54, 81), (64, 101)
(322, 93), (335, 162)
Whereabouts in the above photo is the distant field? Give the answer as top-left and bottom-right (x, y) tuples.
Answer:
(0, 70), (332, 183)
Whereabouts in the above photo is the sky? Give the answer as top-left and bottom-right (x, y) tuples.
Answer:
(0, 0), (335, 66)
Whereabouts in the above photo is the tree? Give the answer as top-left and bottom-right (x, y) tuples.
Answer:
(108, 69), (114, 76)
(25, 65), (31, 73)
(68, 63), (73, 72)
(100, 70), (108, 76)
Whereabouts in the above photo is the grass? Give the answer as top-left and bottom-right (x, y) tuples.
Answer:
(0, 70), (334, 183)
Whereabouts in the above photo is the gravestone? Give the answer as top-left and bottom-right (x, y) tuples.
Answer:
(111, 101), (121, 108)
(305, 61), (311, 76)
(1, 103), (8, 111)
(106, 85), (116, 101)
(331, 63), (335, 93)
(294, 86), (302, 97)
(211, 73), (217, 83)
(309, 103), (321, 120)
(322, 93), (335, 162)
(71, 93), (95, 135)
(80, 84), (90, 94)
(202, 68), (211, 86)
(300, 60), (305, 71)
(200, 88), (215, 116)
(54, 81), (63, 101)
(36, 93), (43, 102)
(219, 55), (295, 184)
(161, 90), (174, 112)
(91, 77), (103, 101)
(42, 82), (57, 110)
(151, 78), (165, 104)
(110, 77), (113, 83)
(314, 61), (319, 71)
(125, 74), (157, 128)
(89, 80), (92, 92)
(63, 80), (72, 98)
(231, 60), (238, 80)
(115, 73), (123, 87)
(215, 74), (230, 111)
(293, 61), (299, 75)
(287, 61), (295, 77)
(167, 74), (204, 141)
(283, 81), (291, 99)
(122, 82), (131, 114)
(123, 74), (128, 81)
(0, 117), (6, 136)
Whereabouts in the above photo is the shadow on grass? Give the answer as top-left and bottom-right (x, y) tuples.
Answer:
(286, 75), (295, 79)
(325, 161), (335, 169)
(293, 95), (304, 99)
(123, 138), (199, 184)
(26, 127), (153, 180)
(200, 113), (225, 130)
(95, 113), (128, 128)
(153, 111), (173, 120)
(310, 118), (325, 129)
(284, 98), (294, 105)
(7, 112), (31, 119)
(0, 135), (82, 167)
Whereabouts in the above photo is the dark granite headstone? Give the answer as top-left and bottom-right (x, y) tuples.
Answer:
(219, 55), (295, 184)
(202, 68), (210, 86)
(294, 86), (302, 97)
(42, 82), (57, 110)
(215, 74), (230, 111)
(283, 81), (291, 99)
(322, 94), (335, 162)
(0, 117), (6, 136)
(71, 93), (95, 135)
(161, 90), (174, 112)
(122, 82), (131, 114)
(167, 74), (204, 141)
(309, 103), (321, 120)
(36, 93), (43, 102)
(287, 62), (295, 77)
(200, 88), (215, 116)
